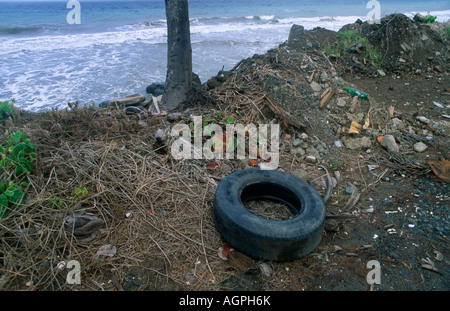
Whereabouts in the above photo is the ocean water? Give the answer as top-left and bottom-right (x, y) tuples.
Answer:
(0, 0), (449, 111)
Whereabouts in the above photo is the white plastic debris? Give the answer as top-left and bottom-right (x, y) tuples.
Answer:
(96, 244), (117, 257)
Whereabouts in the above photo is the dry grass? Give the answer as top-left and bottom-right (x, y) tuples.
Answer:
(0, 89), (334, 292)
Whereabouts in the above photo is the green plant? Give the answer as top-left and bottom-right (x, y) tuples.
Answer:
(0, 99), (15, 119)
(325, 159), (342, 172)
(423, 13), (437, 24)
(0, 131), (37, 177)
(68, 186), (88, 201)
(0, 180), (28, 219)
(324, 30), (384, 70)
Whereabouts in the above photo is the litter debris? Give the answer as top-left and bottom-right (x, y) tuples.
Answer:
(319, 88), (335, 109)
(218, 245), (233, 260)
(433, 250), (443, 261)
(433, 102), (443, 108)
(206, 161), (219, 170)
(64, 213), (104, 243)
(428, 160), (450, 183)
(421, 257), (443, 274)
(96, 244), (117, 257)
(344, 87), (368, 99)
(347, 120), (362, 135)
(227, 249), (254, 273)
(258, 262), (273, 278)
(343, 184), (360, 212)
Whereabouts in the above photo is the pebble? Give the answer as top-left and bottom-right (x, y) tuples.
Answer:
(336, 98), (346, 107)
(413, 142), (427, 153)
(310, 81), (322, 92)
(305, 155), (317, 163)
(380, 135), (399, 153)
(295, 148), (305, 157)
(292, 138), (303, 147)
(416, 116), (430, 124)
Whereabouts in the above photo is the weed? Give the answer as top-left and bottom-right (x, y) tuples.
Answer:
(68, 186), (88, 201)
(324, 30), (384, 70)
(0, 99), (15, 120)
(325, 159), (343, 172)
(0, 131), (37, 177)
(423, 13), (437, 24)
(0, 180), (28, 218)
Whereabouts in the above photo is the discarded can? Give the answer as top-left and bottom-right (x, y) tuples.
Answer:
(344, 87), (368, 99)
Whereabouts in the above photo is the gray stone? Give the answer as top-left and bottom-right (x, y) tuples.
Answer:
(310, 81), (322, 92)
(146, 83), (165, 96)
(295, 148), (305, 157)
(413, 142), (427, 153)
(292, 138), (303, 147)
(291, 168), (308, 181)
(306, 146), (320, 158)
(124, 106), (145, 115)
(167, 112), (182, 122)
(377, 69), (386, 76)
(334, 171), (341, 181)
(336, 98), (346, 107)
(342, 136), (372, 150)
(305, 155), (317, 163)
(288, 24), (305, 45)
(413, 13), (426, 23)
(380, 135), (399, 153)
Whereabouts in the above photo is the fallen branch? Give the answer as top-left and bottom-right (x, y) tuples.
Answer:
(265, 97), (307, 129)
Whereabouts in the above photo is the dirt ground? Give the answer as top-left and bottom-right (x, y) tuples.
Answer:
(0, 14), (449, 292)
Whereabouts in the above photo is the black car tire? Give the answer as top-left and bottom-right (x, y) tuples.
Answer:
(213, 168), (326, 261)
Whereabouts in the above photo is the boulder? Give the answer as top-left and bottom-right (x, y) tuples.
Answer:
(413, 13), (426, 23)
(288, 24), (305, 45)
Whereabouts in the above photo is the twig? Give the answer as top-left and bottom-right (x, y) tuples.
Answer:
(318, 165), (332, 206)
(265, 97), (307, 129)
(343, 184), (361, 212)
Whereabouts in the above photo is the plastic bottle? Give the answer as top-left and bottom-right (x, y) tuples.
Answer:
(344, 87), (368, 99)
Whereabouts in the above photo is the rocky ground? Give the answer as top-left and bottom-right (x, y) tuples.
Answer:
(189, 13), (450, 291)
(1, 13), (449, 292)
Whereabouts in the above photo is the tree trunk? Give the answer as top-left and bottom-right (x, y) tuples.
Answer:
(162, 0), (193, 111)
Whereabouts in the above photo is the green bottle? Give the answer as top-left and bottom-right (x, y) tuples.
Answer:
(344, 87), (368, 99)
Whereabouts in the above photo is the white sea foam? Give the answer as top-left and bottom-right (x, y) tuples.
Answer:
(2, 8), (449, 111)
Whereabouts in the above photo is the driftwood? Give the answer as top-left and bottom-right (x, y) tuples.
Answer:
(319, 88), (335, 109)
(265, 97), (306, 129)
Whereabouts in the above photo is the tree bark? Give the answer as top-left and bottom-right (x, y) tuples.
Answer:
(162, 0), (193, 111)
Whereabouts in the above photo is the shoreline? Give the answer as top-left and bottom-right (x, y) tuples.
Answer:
(1, 9), (450, 112)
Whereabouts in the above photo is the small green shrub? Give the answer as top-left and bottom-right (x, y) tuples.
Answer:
(68, 186), (88, 201)
(0, 131), (37, 177)
(324, 30), (384, 70)
(423, 13), (437, 24)
(0, 180), (28, 219)
(0, 99), (15, 119)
